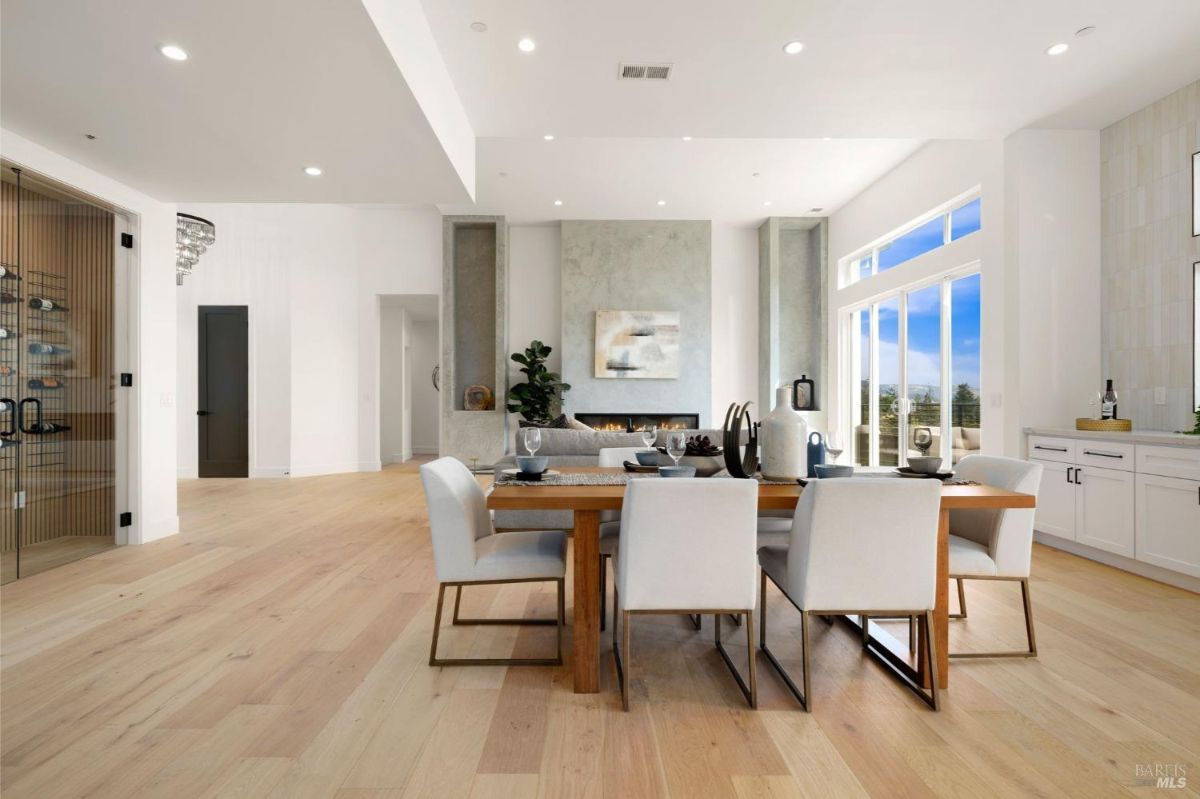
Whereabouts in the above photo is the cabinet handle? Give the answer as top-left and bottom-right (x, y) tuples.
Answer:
(1082, 449), (1124, 459)
(1066, 467), (1074, 484)
(1035, 445), (1068, 452)
(1075, 468), (1083, 485)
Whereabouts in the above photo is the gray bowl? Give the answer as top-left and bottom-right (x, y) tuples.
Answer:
(635, 450), (659, 466)
(814, 464), (854, 479)
(907, 456), (943, 475)
(658, 465), (697, 478)
(516, 455), (549, 475)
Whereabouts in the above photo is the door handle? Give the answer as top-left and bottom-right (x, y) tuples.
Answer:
(0, 398), (14, 437)
(17, 397), (42, 434)
(196, 410), (210, 416)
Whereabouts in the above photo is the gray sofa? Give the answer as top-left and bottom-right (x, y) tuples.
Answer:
(493, 428), (728, 530)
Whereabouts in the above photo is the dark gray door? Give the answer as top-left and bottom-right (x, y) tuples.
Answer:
(198, 306), (248, 477)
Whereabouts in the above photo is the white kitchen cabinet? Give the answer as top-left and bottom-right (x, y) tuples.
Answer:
(1034, 460), (1077, 540)
(1074, 465), (1135, 557)
(1136, 473), (1200, 578)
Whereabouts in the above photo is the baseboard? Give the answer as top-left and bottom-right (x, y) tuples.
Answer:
(252, 467), (290, 478)
(288, 462), (360, 478)
(359, 461), (382, 472)
(1034, 532), (1200, 594)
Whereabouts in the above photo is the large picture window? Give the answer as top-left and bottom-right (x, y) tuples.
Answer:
(847, 269), (981, 467)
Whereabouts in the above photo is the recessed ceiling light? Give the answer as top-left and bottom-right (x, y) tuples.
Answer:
(1075, 26), (1096, 37)
(822, 137), (832, 141)
(1045, 42), (1069, 56)
(783, 41), (804, 55)
(543, 134), (555, 141)
(763, 201), (773, 207)
(160, 44), (189, 61)
(303, 166), (322, 176)
(681, 136), (693, 142)
(553, 200), (563, 206)
(470, 21), (488, 32)
(656, 200), (666, 206)
(518, 37), (536, 53)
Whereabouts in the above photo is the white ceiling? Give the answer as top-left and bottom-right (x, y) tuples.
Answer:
(440, 137), (924, 226)
(421, 0), (1200, 138)
(0, 0), (472, 204)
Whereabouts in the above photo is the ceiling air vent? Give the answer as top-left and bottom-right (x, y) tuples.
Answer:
(619, 62), (673, 81)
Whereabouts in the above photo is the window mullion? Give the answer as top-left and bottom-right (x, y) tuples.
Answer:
(940, 277), (953, 466)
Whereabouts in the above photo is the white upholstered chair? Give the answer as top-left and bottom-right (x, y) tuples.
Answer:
(597, 447), (646, 631)
(758, 478), (943, 711)
(947, 455), (1043, 658)
(612, 478), (759, 710)
(419, 457), (566, 666)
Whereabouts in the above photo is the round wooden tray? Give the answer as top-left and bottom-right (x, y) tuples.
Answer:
(1076, 418), (1132, 432)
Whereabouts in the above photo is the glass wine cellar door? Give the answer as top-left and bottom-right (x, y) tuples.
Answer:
(1, 166), (120, 584)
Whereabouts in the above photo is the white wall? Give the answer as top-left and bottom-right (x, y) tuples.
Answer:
(409, 320), (439, 454)
(827, 140), (1014, 454)
(712, 224), (761, 421)
(379, 305), (409, 464)
(2, 129), (179, 544)
(1006, 130), (1102, 432)
(177, 203), (443, 477)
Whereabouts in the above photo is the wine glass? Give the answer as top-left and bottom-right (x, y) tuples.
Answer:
(824, 432), (844, 464)
(666, 431), (687, 467)
(640, 424), (657, 449)
(523, 427), (542, 456)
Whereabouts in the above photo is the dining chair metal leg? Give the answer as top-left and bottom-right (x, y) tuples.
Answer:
(621, 611), (632, 711)
(800, 611), (812, 711)
(714, 611), (757, 708)
(758, 574), (811, 711)
(430, 578), (564, 667)
(599, 553), (608, 632)
(949, 576), (1038, 659)
(688, 614), (702, 630)
(923, 609), (940, 711)
(860, 615), (869, 649)
(908, 616), (916, 652)
(950, 577), (967, 619)
(452, 585), (463, 624)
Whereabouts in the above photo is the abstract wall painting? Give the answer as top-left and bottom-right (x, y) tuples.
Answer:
(594, 310), (680, 379)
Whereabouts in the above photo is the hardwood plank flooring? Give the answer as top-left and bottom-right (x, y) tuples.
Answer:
(1, 463), (1197, 798)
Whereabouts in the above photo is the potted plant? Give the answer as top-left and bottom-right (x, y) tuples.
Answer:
(505, 340), (571, 425)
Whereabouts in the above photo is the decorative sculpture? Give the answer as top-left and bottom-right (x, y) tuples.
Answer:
(721, 401), (760, 479)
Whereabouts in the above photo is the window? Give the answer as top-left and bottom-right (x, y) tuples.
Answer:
(840, 195), (982, 287)
(847, 269), (981, 468)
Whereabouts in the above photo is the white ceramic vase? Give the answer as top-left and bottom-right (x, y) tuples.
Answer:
(760, 385), (809, 481)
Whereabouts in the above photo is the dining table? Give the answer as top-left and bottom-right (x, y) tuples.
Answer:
(486, 466), (1037, 695)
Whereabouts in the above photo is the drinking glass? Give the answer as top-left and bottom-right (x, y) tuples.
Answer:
(523, 427), (542, 456)
(825, 432), (844, 463)
(640, 424), (657, 449)
(666, 431), (687, 467)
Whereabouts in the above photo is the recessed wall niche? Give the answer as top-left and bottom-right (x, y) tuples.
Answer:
(441, 216), (508, 464)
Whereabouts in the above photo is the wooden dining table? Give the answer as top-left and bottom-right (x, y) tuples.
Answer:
(486, 467), (1036, 694)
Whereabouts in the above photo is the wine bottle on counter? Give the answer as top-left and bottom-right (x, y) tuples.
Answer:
(1101, 379), (1118, 420)
(28, 297), (66, 312)
(28, 377), (63, 390)
(27, 342), (71, 356)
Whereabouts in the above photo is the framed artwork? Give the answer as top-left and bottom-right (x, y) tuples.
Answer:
(594, 310), (680, 379)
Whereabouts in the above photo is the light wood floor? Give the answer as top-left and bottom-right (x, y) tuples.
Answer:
(2, 535), (117, 585)
(1, 463), (1197, 798)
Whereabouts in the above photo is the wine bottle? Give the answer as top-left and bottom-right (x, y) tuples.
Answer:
(31, 421), (70, 434)
(1101, 379), (1118, 420)
(29, 297), (66, 312)
(0, 328), (10, 339)
(28, 342), (70, 355)
(0, 265), (17, 280)
(28, 377), (63, 390)
(1, 292), (17, 304)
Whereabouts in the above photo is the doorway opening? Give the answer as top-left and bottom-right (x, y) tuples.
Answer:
(197, 305), (248, 477)
(379, 295), (439, 464)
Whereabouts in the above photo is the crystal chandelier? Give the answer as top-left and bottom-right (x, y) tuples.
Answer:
(176, 212), (216, 285)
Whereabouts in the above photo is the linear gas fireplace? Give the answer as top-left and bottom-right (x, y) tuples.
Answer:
(574, 413), (701, 432)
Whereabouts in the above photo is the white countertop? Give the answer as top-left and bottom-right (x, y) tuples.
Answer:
(1024, 427), (1200, 448)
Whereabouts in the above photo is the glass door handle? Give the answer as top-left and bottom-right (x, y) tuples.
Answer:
(196, 410), (210, 416)
(17, 397), (43, 434)
(0, 398), (14, 436)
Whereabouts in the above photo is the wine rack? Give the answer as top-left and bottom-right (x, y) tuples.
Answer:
(25, 270), (68, 468)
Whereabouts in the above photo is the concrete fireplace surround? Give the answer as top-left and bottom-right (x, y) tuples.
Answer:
(560, 220), (714, 428)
